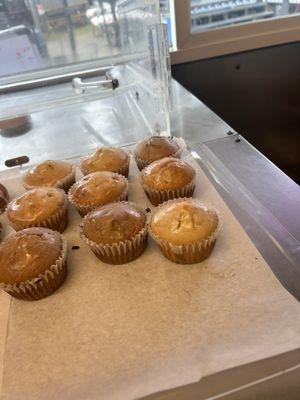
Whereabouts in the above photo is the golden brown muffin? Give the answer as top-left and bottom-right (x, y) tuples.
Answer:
(23, 160), (75, 192)
(7, 187), (68, 233)
(68, 171), (128, 216)
(134, 136), (181, 170)
(141, 157), (196, 205)
(80, 147), (129, 177)
(0, 183), (9, 214)
(150, 198), (220, 264)
(81, 202), (147, 264)
(0, 227), (67, 300)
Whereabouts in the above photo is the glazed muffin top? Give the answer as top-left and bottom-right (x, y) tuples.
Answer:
(7, 187), (66, 225)
(134, 136), (180, 163)
(142, 157), (195, 191)
(69, 171), (127, 206)
(82, 202), (146, 245)
(0, 227), (62, 284)
(151, 199), (219, 245)
(80, 147), (128, 175)
(23, 160), (73, 188)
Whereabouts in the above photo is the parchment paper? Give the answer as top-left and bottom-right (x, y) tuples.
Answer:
(1, 153), (300, 400)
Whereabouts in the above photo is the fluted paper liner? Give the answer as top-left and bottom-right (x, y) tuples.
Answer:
(1, 235), (67, 301)
(80, 156), (130, 178)
(149, 198), (222, 264)
(68, 174), (129, 217)
(134, 137), (183, 171)
(142, 178), (196, 206)
(7, 189), (68, 233)
(23, 164), (76, 193)
(80, 202), (148, 264)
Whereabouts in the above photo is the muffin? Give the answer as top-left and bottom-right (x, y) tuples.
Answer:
(141, 157), (196, 206)
(0, 115), (31, 135)
(7, 187), (68, 233)
(81, 202), (147, 264)
(134, 136), (181, 170)
(23, 160), (75, 192)
(150, 198), (221, 264)
(0, 227), (67, 300)
(0, 183), (9, 214)
(68, 171), (128, 216)
(80, 147), (129, 177)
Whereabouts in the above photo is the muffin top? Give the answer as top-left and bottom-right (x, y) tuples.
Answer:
(134, 136), (180, 163)
(151, 199), (219, 245)
(82, 202), (146, 245)
(70, 171), (127, 206)
(7, 188), (66, 224)
(0, 227), (62, 284)
(24, 160), (73, 187)
(80, 147), (128, 175)
(142, 157), (195, 190)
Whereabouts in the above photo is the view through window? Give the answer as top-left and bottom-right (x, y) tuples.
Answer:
(0, 0), (123, 77)
(190, 0), (300, 33)
(0, 0), (172, 78)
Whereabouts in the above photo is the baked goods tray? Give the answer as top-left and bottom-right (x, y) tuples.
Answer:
(0, 143), (300, 400)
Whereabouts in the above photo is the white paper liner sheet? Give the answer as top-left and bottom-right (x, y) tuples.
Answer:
(0, 149), (299, 400)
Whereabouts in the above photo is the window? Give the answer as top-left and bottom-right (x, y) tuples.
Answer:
(190, 0), (300, 33)
(171, 0), (300, 64)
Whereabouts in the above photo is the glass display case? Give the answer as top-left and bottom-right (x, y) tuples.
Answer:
(0, 2), (300, 399)
(0, 0), (299, 286)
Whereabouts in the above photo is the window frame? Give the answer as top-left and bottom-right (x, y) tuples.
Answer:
(171, 0), (300, 64)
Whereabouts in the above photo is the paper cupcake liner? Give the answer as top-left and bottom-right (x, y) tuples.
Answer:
(80, 157), (130, 178)
(7, 189), (68, 233)
(80, 202), (148, 264)
(142, 178), (196, 206)
(81, 226), (148, 265)
(134, 139), (182, 171)
(117, 158), (130, 178)
(1, 235), (68, 301)
(68, 177), (129, 217)
(149, 198), (222, 265)
(23, 164), (76, 193)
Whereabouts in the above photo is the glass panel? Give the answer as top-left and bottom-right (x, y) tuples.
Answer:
(0, 93), (157, 170)
(0, 1), (172, 165)
(160, 0), (174, 48)
(0, 0), (125, 78)
(0, 1), (174, 79)
(190, 0), (300, 33)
